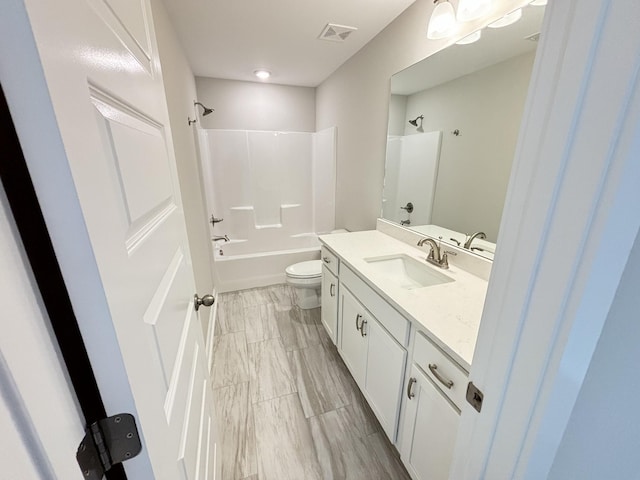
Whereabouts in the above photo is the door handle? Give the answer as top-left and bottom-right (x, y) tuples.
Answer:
(330, 283), (335, 297)
(194, 293), (214, 312)
(360, 318), (367, 337)
(407, 377), (417, 399)
(428, 363), (454, 389)
(355, 313), (362, 331)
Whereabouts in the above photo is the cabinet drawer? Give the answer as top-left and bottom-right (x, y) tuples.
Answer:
(341, 265), (410, 346)
(413, 332), (468, 409)
(321, 246), (339, 275)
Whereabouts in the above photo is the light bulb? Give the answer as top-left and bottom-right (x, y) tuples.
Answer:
(456, 30), (482, 45)
(457, 0), (492, 22)
(427, 1), (456, 40)
(488, 8), (522, 28)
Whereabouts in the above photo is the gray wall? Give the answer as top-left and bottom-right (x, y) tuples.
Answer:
(406, 52), (535, 242)
(548, 228), (640, 479)
(152, 0), (214, 331)
(316, 0), (531, 232)
(195, 77), (316, 132)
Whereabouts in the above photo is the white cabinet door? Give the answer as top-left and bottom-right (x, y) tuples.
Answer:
(339, 286), (368, 386)
(321, 265), (339, 344)
(401, 365), (459, 480)
(363, 317), (407, 441)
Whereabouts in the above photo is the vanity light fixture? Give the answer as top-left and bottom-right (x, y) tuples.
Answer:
(456, 0), (492, 22)
(529, 0), (547, 5)
(488, 8), (523, 28)
(427, 0), (456, 40)
(254, 69), (271, 80)
(456, 30), (482, 45)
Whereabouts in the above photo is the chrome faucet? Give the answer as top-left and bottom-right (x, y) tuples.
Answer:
(417, 238), (449, 269)
(212, 235), (230, 242)
(464, 231), (486, 250)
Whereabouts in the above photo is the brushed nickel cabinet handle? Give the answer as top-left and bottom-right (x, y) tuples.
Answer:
(355, 313), (362, 331)
(360, 318), (367, 337)
(428, 364), (454, 389)
(407, 377), (417, 399)
(330, 283), (335, 297)
(323, 256), (331, 264)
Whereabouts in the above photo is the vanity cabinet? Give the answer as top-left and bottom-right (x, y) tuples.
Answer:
(338, 283), (407, 441)
(320, 265), (339, 344)
(400, 364), (459, 480)
(399, 331), (467, 480)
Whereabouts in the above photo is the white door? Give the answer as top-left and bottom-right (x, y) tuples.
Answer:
(320, 266), (338, 343)
(14, 0), (215, 478)
(363, 316), (406, 441)
(339, 287), (368, 385)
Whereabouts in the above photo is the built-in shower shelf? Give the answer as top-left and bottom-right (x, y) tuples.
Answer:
(230, 206), (254, 211)
(281, 204), (302, 209)
(255, 224), (283, 229)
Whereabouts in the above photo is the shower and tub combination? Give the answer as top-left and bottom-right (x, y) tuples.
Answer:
(199, 127), (338, 298)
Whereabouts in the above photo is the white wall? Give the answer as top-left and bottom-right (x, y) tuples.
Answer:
(548, 229), (640, 479)
(152, 0), (215, 325)
(316, 0), (534, 231)
(406, 52), (535, 242)
(195, 77), (316, 132)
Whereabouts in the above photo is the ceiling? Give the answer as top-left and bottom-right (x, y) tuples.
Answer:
(391, 5), (546, 95)
(161, 0), (416, 87)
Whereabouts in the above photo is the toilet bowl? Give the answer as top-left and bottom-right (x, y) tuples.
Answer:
(285, 260), (322, 309)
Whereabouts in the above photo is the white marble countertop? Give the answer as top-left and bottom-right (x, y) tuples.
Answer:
(319, 230), (488, 371)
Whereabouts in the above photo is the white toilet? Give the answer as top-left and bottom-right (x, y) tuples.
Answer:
(285, 260), (322, 309)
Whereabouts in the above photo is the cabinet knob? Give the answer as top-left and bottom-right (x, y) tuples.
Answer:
(407, 377), (417, 399)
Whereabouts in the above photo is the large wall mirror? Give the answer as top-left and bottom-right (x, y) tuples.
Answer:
(382, 5), (546, 260)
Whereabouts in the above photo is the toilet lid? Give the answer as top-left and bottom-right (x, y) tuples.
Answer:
(286, 260), (322, 278)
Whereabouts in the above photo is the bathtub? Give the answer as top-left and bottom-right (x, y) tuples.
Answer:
(213, 234), (321, 292)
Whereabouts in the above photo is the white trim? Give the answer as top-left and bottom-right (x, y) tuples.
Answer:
(451, 0), (640, 477)
(206, 288), (219, 373)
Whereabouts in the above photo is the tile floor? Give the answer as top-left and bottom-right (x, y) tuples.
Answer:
(211, 284), (411, 480)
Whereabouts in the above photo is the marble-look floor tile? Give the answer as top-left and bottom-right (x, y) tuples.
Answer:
(309, 407), (388, 480)
(217, 297), (245, 335)
(267, 284), (294, 307)
(275, 307), (321, 352)
(212, 382), (257, 480)
(212, 332), (250, 389)
(240, 476), (259, 480)
(248, 338), (297, 403)
(240, 287), (274, 308)
(341, 372), (381, 437)
(244, 304), (280, 344)
(288, 343), (350, 418)
(367, 432), (411, 480)
(254, 394), (323, 480)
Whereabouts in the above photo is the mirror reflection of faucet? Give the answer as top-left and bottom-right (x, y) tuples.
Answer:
(464, 232), (486, 250)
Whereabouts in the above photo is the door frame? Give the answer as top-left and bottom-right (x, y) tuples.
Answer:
(451, 0), (640, 478)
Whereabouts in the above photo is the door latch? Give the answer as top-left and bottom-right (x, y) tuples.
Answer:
(466, 382), (484, 413)
(76, 413), (142, 479)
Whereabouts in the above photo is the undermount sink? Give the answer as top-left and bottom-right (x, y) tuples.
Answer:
(364, 254), (454, 290)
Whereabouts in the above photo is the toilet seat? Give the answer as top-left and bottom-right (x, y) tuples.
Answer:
(285, 260), (322, 279)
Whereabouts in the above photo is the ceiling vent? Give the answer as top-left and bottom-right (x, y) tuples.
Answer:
(318, 23), (358, 42)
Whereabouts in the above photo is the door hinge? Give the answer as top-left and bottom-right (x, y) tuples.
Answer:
(76, 413), (142, 479)
(466, 381), (484, 413)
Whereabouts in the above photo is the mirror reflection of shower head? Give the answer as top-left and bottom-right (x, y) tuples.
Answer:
(409, 115), (424, 127)
(194, 101), (215, 116)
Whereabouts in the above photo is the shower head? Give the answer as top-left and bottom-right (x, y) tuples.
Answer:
(409, 115), (424, 127)
(194, 101), (215, 116)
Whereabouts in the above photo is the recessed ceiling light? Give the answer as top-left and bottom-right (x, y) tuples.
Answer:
(254, 70), (271, 80)
(488, 8), (522, 29)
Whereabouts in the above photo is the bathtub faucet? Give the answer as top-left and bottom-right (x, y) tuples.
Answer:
(212, 235), (230, 242)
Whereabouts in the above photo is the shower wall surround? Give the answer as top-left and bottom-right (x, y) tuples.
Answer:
(199, 127), (336, 256)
